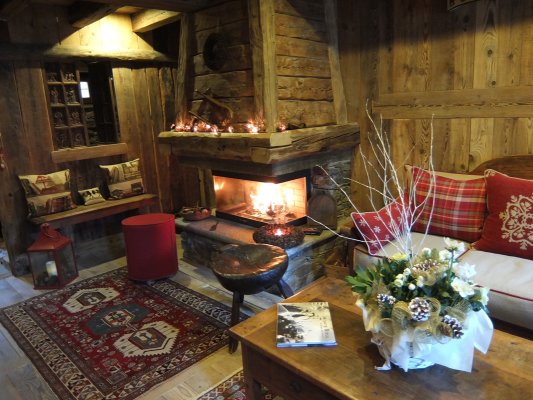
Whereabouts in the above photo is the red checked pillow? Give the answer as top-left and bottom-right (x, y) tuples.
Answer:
(351, 198), (406, 255)
(473, 170), (533, 259)
(411, 166), (487, 242)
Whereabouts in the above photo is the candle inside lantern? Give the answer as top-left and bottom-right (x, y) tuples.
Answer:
(274, 228), (285, 236)
(46, 260), (57, 277)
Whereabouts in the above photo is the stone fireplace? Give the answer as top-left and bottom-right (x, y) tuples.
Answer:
(157, 0), (361, 291)
(159, 124), (359, 292)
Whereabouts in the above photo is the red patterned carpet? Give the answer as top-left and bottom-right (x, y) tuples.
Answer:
(0, 268), (235, 400)
(198, 370), (282, 400)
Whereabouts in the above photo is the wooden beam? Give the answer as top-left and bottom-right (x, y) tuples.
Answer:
(175, 12), (191, 122)
(248, 0), (277, 132)
(324, 0), (347, 124)
(51, 143), (128, 163)
(88, 0), (210, 12)
(131, 9), (181, 33)
(373, 87), (533, 119)
(0, 42), (177, 62)
(68, 1), (121, 29)
(0, 0), (29, 21)
(159, 123), (360, 165)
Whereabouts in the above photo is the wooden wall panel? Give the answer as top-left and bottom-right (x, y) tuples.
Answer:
(0, 62), (33, 271)
(347, 0), (533, 210)
(0, 7), (179, 273)
(274, 0), (325, 21)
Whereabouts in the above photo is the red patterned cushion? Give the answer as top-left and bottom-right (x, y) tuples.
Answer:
(473, 170), (533, 259)
(411, 167), (487, 242)
(351, 198), (406, 255)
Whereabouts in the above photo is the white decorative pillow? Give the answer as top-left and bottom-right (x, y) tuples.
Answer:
(18, 169), (76, 217)
(79, 187), (106, 206)
(99, 159), (144, 199)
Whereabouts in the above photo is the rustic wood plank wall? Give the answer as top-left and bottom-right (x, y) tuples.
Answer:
(188, 0), (343, 129)
(341, 0), (533, 210)
(274, 0), (336, 127)
(0, 6), (181, 274)
(190, 0), (253, 124)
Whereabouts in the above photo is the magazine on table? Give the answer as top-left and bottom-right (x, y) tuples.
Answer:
(276, 301), (337, 347)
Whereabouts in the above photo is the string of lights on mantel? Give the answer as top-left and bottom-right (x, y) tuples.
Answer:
(170, 118), (289, 135)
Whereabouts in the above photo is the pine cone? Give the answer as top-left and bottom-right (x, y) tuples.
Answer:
(441, 315), (464, 339)
(377, 293), (397, 307)
(408, 297), (431, 321)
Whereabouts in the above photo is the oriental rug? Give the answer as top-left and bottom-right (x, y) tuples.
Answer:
(0, 268), (235, 400)
(197, 369), (282, 400)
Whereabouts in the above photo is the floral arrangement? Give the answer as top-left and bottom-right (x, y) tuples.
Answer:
(346, 238), (492, 371)
(347, 237), (488, 335)
(307, 108), (493, 372)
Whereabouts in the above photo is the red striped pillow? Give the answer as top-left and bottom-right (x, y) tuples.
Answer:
(411, 167), (487, 242)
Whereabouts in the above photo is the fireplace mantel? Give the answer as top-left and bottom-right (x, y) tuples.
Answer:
(158, 123), (360, 176)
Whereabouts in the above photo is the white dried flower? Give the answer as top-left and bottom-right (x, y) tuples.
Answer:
(451, 277), (475, 297)
(439, 249), (452, 261)
(444, 237), (465, 253)
(478, 286), (490, 306)
(420, 248), (432, 258)
(452, 262), (477, 281)
(408, 283), (416, 290)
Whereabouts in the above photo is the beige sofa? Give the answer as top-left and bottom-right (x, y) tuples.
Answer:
(349, 155), (533, 331)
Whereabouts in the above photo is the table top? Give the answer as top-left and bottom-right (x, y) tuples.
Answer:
(230, 277), (533, 400)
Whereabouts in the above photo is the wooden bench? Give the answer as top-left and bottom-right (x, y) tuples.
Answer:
(29, 193), (158, 229)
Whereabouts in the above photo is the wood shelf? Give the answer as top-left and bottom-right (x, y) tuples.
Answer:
(51, 142), (128, 163)
(158, 123), (360, 165)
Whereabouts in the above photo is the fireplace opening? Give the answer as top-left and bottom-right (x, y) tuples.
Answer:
(213, 170), (310, 227)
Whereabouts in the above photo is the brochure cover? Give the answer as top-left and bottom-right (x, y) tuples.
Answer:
(276, 302), (337, 347)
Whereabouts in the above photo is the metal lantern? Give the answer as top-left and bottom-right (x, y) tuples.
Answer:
(27, 223), (78, 289)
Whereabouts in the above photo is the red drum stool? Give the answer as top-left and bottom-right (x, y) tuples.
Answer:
(122, 213), (178, 281)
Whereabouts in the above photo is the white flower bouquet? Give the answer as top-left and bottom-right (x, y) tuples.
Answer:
(346, 238), (493, 372)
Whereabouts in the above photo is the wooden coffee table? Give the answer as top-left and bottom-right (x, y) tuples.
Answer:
(230, 277), (533, 400)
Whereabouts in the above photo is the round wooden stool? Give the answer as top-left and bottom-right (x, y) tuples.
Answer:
(211, 243), (294, 353)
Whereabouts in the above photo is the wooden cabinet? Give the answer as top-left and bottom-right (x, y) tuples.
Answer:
(45, 63), (90, 149)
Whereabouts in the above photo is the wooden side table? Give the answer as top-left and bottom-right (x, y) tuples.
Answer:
(230, 277), (533, 400)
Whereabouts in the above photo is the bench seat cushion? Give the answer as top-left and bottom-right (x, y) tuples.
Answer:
(460, 249), (533, 330)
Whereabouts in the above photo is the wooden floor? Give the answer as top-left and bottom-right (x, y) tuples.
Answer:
(0, 243), (281, 400)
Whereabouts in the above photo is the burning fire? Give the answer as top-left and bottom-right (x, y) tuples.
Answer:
(249, 182), (294, 222)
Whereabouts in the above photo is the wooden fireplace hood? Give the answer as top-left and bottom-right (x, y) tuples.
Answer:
(158, 122), (360, 177)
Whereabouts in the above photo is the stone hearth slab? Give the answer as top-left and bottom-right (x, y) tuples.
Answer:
(176, 217), (346, 293)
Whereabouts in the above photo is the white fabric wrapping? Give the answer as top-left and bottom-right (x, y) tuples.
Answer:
(359, 301), (493, 372)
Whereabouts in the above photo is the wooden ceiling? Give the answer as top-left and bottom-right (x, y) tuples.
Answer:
(0, 0), (218, 31)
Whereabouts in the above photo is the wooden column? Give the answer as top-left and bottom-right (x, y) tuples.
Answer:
(325, 0), (348, 125)
(248, 0), (277, 132)
(176, 13), (191, 122)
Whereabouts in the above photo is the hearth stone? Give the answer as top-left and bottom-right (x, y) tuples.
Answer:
(176, 217), (347, 293)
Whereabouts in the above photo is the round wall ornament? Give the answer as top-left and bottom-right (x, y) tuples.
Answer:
(203, 32), (228, 71)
